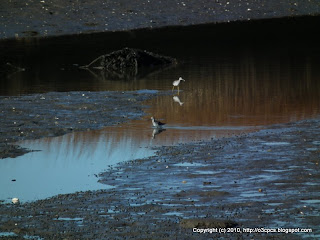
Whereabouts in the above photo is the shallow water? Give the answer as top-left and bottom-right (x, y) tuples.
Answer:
(1, 33), (320, 203)
(0, 117), (253, 203)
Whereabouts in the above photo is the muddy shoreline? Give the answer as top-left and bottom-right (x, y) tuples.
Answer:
(0, 90), (319, 239)
(0, 90), (164, 159)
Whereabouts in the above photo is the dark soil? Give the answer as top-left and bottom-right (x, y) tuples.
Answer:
(1, 0), (320, 39)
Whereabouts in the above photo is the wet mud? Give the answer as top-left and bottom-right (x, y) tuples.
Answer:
(1, 4), (320, 237)
(1, 0), (320, 39)
(0, 111), (319, 239)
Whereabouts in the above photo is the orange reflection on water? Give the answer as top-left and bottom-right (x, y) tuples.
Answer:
(147, 56), (320, 129)
(50, 54), (320, 145)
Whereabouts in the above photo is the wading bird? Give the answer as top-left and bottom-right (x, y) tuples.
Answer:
(172, 77), (185, 93)
(151, 116), (166, 128)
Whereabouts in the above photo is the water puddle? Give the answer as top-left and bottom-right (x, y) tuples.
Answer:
(240, 192), (265, 198)
(247, 173), (279, 182)
(1, 41), (320, 203)
(304, 182), (319, 186)
(54, 217), (84, 226)
(267, 202), (283, 206)
(163, 211), (184, 217)
(195, 170), (221, 175)
(262, 142), (290, 146)
(300, 199), (320, 204)
(262, 208), (276, 214)
(0, 232), (17, 237)
(173, 162), (207, 167)
(263, 169), (289, 173)
(306, 147), (318, 151)
(0, 232), (42, 240)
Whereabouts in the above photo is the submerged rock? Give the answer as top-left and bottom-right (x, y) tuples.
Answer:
(81, 48), (177, 79)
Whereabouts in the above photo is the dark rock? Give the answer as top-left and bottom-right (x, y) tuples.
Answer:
(81, 48), (177, 79)
(203, 181), (212, 185)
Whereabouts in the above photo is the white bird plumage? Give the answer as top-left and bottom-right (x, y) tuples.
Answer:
(172, 77), (185, 92)
(151, 116), (165, 128)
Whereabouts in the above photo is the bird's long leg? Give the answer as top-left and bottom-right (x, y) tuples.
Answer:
(178, 86), (180, 95)
(172, 85), (175, 91)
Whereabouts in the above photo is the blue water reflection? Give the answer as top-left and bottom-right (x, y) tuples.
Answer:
(0, 126), (155, 203)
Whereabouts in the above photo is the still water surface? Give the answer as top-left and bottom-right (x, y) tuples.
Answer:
(1, 43), (320, 203)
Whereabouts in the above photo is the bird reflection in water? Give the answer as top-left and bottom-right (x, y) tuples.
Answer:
(152, 128), (166, 139)
(173, 95), (184, 106)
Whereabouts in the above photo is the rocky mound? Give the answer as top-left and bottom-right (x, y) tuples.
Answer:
(81, 48), (177, 79)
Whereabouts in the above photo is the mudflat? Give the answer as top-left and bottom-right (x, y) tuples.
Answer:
(1, 1), (320, 239)
(1, 0), (320, 39)
(0, 90), (319, 239)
